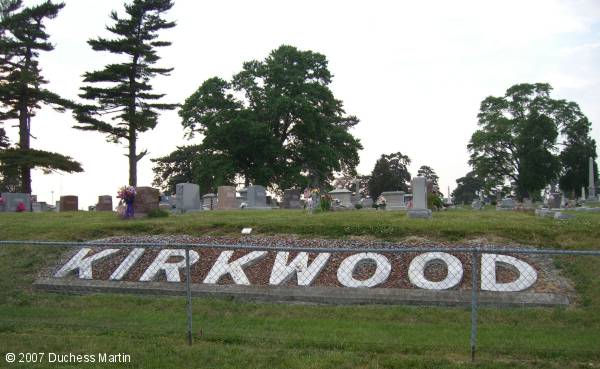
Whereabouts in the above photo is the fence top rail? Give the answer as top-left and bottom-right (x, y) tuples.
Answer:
(1, 240), (600, 256)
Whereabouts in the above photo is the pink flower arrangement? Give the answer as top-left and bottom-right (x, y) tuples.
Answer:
(117, 186), (136, 202)
(16, 201), (26, 212)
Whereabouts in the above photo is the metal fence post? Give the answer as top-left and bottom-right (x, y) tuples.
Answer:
(185, 246), (193, 345)
(470, 250), (479, 362)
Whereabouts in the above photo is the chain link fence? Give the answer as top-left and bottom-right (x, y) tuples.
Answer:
(1, 240), (599, 361)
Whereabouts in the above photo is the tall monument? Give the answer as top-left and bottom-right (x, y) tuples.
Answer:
(589, 157), (596, 199)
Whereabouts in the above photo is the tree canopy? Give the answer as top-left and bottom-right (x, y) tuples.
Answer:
(451, 171), (484, 204)
(417, 165), (440, 192)
(155, 45), (362, 192)
(0, 0), (82, 193)
(367, 152), (411, 200)
(467, 83), (594, 200)
(74, 0), (176, 186)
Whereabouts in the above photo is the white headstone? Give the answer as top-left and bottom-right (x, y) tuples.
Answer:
(328, 188), (353, 208)
(381, 191), (406, 210)
(407, 177), (432, 218)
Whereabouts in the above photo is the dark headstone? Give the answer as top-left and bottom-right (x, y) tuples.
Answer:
(282, 189), (301, 209)
(96, 195), (113, 211)
(60, 195), (78, 212)
(133, 187), (159, 216)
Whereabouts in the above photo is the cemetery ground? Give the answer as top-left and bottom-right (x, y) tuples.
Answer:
(1, 209), (599, 368)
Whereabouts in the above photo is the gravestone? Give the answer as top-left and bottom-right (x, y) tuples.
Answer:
(202, 193), (217, 210)
(328, 188), (353, 208)
(175, 183), (201, 213)
(381, 191), (406, 210)
(217, 186), (236, 210)
(282, 189), (301, 209)
(59, 195), (78, 212)
(54, 201), (60, 212)
(32, 202), (48, 212)
(407, 177), (432, 219)
(1, 193), (31, 212)
(360, 197), (374, 208)
(522, 198), (533, 209)
(471, 199), (483, 210)
(133, 187), (159, 216)
(497, 198), (516, 211)
(96, 195), (113, 211)
(246, 185), (270, 210)
(549, 193), (561, 209)
(351, 178), (361, 204)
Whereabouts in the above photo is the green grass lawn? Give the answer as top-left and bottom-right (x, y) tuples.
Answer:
(0, 209), (599, 368)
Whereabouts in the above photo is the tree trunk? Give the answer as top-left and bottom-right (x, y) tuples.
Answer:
(18, 49), (32, 194)
(18, 114), (31, 194)
(128, 132), (137, 187)
(127, 52), (139, 187)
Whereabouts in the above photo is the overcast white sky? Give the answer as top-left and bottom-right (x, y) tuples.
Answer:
(5, 0), (600, 208)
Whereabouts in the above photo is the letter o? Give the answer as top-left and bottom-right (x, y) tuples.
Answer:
(337, 253), (391, 288)
(408, 252), (463, 290)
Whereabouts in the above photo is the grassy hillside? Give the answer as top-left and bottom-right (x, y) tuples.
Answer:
(0, 209), (599, 368)
(1, 208), (599, 247)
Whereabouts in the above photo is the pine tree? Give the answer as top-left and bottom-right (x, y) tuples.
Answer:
(74, 0), (176, 186)
(0, 0), (82, 193)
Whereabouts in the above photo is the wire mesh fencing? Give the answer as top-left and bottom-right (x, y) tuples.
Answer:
(1, 240), (599, 361)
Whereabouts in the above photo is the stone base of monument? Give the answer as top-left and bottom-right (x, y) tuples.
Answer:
(386, 205), (408, 211)
(535, 209), (557, 218)
(575, 207), (600, 212)
(244, 206), (271, 210)
(407, 209), (432, 219)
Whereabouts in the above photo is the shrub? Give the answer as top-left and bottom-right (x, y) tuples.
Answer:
(147, 208), (169, 218)
(320, 195), (332, 212)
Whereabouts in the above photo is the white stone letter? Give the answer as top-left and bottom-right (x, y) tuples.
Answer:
(54, 248), (119, 279)
(269, 252), (330, 286)
(337, 253), (391, 288)
(139, 249), (199, 282)
(481, 254), (537, 292)
(203, 251), (267, 285)
(110, 248), (145, 280)
(408, 252), (463, 290)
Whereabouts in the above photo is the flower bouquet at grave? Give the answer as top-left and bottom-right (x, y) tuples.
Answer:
(16, 201), (26, 212)
(117, 186), (136, 218)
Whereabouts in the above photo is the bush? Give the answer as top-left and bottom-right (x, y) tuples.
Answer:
(147, 208), (169, 218)
(427, 193), (443, 211)
(320, 195), (332, 212)
(354, 203), (363, 209)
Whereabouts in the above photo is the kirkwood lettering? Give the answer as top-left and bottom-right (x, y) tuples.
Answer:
(54, 248), (538, 292)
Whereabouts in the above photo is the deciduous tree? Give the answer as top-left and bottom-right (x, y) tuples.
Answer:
(367, 152), (411, 200)
(157, 45), (362, 192)
(468, 83), (572, 200)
